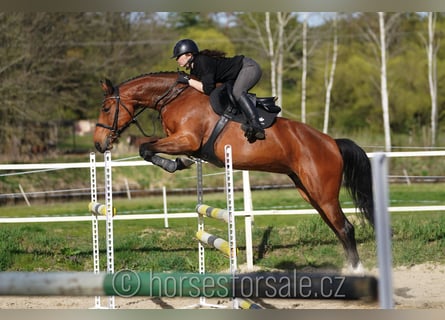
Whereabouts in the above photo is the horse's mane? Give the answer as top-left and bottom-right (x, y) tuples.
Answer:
(118, 71), (177, 87)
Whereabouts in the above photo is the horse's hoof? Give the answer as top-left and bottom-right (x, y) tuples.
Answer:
(347, 262), (365, 275)
(139, 144), (154, 159)
(151, 155), (177, 173)
(140, 150), (154, 161)
(176, 157), (195, 170)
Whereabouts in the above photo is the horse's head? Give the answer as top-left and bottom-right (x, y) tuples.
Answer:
(94, 79), (136, 153)
(94, 72), (190, 153)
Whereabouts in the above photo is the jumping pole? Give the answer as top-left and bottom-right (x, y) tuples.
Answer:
(88, 151), (115, 309)
(89, 152), (101, 308)
(0, 271), (378, 300)
(193, 145), (243, 308)
(187, 158), (223, 308)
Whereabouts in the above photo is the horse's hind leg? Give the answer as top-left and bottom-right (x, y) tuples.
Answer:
(289, 173), (364, 274)
(320, 202), (364, 274)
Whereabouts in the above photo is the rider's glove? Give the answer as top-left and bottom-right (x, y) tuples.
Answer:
(177, 72), (190, 84)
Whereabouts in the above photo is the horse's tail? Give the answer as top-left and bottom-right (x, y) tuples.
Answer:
(335, 138), (375, 227)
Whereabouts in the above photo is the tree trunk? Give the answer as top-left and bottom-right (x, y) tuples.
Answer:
(264, 13), (277, 98)
(276, 13), (285, 114)
(379, 12), (392, 152)
(300, 13), (308, 123)
(323, 14), (338, 134)
(427, 12), (438, 147)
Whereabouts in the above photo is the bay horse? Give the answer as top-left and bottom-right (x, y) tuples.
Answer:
(94, 72), (374, 273)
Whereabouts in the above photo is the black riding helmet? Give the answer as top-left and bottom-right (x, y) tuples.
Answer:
(172, 39), (199, 59)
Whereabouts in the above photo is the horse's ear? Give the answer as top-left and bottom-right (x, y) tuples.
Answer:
(101, 79), (114, 95)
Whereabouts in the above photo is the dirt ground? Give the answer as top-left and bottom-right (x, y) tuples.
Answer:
(0, 263), (444, 309)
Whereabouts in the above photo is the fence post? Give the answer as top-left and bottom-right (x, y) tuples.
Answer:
(372, 153), (394, 309)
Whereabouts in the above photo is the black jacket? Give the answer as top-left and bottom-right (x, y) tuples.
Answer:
(190, 54), (244, 95)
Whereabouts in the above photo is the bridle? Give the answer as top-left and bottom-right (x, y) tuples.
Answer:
(96, 77), (188, 142)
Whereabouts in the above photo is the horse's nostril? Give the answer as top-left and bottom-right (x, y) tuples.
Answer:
(95, 142), (103, 152)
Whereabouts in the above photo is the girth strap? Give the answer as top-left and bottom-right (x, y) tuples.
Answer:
(198, 114), (230, 167)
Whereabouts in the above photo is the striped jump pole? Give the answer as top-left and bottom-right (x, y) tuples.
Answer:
(0, 271), (378, 301)
(238, 298), (262, 309)
(195, 230), (236, 257)
(89, 202), (116, 216)
(196, 204), (229, 223)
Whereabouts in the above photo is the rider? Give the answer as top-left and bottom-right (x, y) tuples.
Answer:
(172, 39), (265, 142)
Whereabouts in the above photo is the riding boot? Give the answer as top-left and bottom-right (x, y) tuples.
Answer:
(237, 93), (265, 142)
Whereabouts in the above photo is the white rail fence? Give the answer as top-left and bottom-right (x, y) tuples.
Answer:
(1, 151), (445, 224)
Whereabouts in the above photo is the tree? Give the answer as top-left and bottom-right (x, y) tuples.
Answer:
(322, 13), (339, 133)
(357, 12), (401, 151)
(424, 12), (439, 146)
(167, 12), (215, 29)
(3, 12), (445, 161)
(240, 13), (300, 115)
(0, 12), (164, 160)
(378, 12), (392, 152)
(300, 13), (308, 123)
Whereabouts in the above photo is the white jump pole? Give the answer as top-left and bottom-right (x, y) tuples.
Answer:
(242, 170), (254, 270)
(89, 152), (101, 308)
(104, 151), (115, 309)
(163, 186), (169, 228)
(89, 152), (115, 309)
(188, 158), (223, 309)
(224, 145), (238, 309)
(191, 146), (242, 309)
(371, 153), (394, 309)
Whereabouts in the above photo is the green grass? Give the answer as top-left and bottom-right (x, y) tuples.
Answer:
(1, 184), (444, 272)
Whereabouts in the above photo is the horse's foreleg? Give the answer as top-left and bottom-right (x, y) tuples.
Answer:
(131, 136), (161, 147)
(152, 156), (194, 173)
(139, 148), (194, 173)
(139, 135), (198, 173)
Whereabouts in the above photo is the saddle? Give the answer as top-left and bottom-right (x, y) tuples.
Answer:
(196, 83), (281, 166)
(209, 83), (281, 128)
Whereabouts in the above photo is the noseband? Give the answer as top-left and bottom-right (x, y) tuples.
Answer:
(96, 78), (187, 141)
(96, 86), (134, 140)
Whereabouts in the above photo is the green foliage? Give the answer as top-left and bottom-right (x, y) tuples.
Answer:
(0, 228), (22, 270)
(153, 26), (237, 73)
(389, 44), (429, 132)
(167, 13), (216, 30)
(309, 46), (380, 131)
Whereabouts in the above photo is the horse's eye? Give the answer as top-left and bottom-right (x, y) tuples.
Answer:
(102, 106), (111, 113)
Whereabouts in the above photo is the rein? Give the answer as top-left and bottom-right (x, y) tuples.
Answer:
(96, 78), (188, 139)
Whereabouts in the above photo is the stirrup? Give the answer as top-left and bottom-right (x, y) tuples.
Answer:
(241, 124), (265, 143)
(252, 128), (265, 140)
